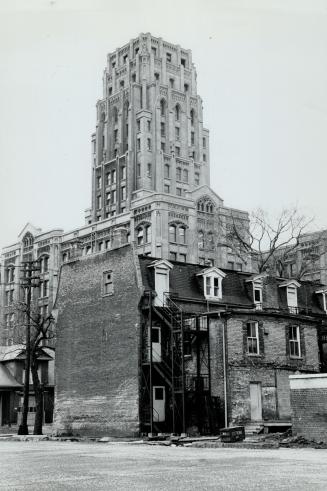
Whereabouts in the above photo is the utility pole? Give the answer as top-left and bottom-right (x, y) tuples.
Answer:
(18, 260), (40, 435)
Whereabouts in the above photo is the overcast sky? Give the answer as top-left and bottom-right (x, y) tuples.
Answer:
(0, 0), (326, 250)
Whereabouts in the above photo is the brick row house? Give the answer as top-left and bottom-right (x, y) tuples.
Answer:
(54, 243), (327, 436)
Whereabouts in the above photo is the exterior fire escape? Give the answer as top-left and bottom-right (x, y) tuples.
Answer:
(140, 291), (222, 435)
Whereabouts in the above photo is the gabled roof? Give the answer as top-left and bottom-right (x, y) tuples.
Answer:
(196, 267), (226, 278)
(188, 185), (224, 206)
(279, 279), (301, 289)
(245, 273), (269, 283)
(0, 364), (22, 388)
(148, 259), (173, 270)
(17, 223), (42, 240)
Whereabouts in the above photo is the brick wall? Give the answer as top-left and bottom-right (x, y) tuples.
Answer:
(54, 244), (143, 437)
(290, 374), (327, 443)
(209, 313), (320, 425)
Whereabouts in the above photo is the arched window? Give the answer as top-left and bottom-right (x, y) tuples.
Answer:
(179, 226), (186, 244)
(23, 233), (34, 248)
(169, 225), (177, 243)
(137, 227), (144, 246)
(164, 164), (170, 179)
(183, 169), (189, 183)
(175, 105), (180, 121)
(198, 231), (204, 249)
(62, 252), (69, 262)
(160, 99), (166, 117)
(190, 109), (195, 126)
(145, 225), (152, 243)
(100, 112), (106, 123)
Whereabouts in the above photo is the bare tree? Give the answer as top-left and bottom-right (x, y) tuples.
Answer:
(226, 207), (317, 276)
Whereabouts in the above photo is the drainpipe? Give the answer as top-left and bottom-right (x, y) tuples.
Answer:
(221, 312), (228, 428)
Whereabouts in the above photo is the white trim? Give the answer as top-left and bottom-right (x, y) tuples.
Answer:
(289, 374), (327, 390)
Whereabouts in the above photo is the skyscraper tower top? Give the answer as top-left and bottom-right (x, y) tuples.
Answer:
(89, 33), (210, 223)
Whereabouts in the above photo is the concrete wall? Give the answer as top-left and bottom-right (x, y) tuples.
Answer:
(290, 374), (327, 443)
(54, 244), (143, 437)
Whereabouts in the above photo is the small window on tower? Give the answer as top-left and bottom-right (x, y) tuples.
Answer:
(166, 53), (172, 62)
(103, 271), (114, 296)
(132, 73), (136, 82)
(181, 58), (186, 67)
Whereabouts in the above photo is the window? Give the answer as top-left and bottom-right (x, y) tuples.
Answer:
(147, 163), (152, 177)
(147, 120), (151, 132)
(198, 268), (226, 300)
(120, 80), (124, 88)
(137, 120), (141, 132)
(103, 271), (113, 295)
(121, 186), (126, 200)
(113, 107), (118, 123)
(179, 254), (186, 263)
(97, 195), (102, 209)
(160, 99), (166, 116)
(147, 138), (151, 151)
(236, 263), (243, 272)
(155, 72), (160, 81)
(176, 187), (182, 196)
(198, 231), (204, 249)
(145, 225), (152, 243)
(6, 266), (15, 283)
(121, 166), (126, 180)
(227, 261), (234, 270)
(179, 227), (186, 244)
(105, 239), (111, 249)
(175, 146), (180, 156)
(152, 47), (157, 56)
(106, 172), (111, 186)
(191, 131), (195, 145)
(175, 126), (180, 140)
(164, 164), (170, 178)
(175, 105), (180, 121)
(164, 184), (170, 193)
(108, 87), (112, 96)
(194, 172), (200, 186)
(176, 167), (182, 181)
(169, 78), (174, 88)
(170, 252), (177, 261)
(137, 228), (144, 246)
(181, 58), (186, 67)
(169, 225), (177, 243)
(132, 73), (136, 82)
(137, 138), (141, 152)
(112, 169), (116, 183)
(114, 129), (118, 142)
(287, 286), (298, 313)
(166, 53), (171, 62)
(184, 83), (189, 92)
(190, 109), (195, 126)
(98, 241), (104, 252)
(289, 326), (301, 358)
(183, 169), (189, 183)
(203, 137), (206, 148)
(161, 142), (165, 152)
(203, 154), (206, 162)
(106, 192), (110, 204)
(123, 54), (128, 63)
(41, 280), (49, 298)
(247, 322), (259, 355)
(40, 256), (49, 273)
(111, 190), (116, 203)
(161, 122), (165, 137)
(254, 285), (263, 310)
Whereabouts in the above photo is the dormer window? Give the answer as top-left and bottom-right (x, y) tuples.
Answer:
(148, 260), (173, 306)
(246, 275), (265, 311)
(279, 280), (300, 314)
(315, 288), (327, 314)
(197, 267), (226, 301)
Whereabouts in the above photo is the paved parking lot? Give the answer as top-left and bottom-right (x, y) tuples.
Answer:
(0, 441), (326, 490)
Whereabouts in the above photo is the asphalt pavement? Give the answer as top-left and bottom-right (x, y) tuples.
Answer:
(0, 441), (326, 490)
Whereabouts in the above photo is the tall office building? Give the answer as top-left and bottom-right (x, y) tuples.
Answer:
(85, 33), (250, 266)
